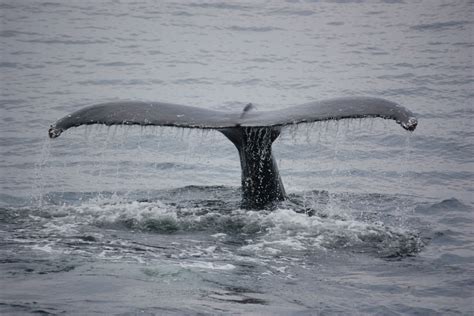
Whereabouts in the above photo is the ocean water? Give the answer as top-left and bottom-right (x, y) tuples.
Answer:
(1, 0), (473, 314)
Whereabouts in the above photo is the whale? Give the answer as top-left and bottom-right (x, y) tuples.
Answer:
(48, 96), (418, 209)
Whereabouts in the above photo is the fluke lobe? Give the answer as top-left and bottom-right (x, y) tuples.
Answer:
(48, 97), (418, 209)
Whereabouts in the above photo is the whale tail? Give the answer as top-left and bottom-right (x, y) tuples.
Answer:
(48, 97), (417, 209)
(220, 126), (285, 209)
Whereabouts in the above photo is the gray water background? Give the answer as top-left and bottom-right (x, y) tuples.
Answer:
(0, 0), (473, 314)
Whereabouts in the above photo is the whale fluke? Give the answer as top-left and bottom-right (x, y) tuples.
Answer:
(49, 97), (417, 209)
(48, 97), (417, 138)
(48, 101), (238, 138)
(240, 97), (418, 131)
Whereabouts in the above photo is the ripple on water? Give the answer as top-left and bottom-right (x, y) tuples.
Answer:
(1, 192), (425, 264)
(411, 20), (471, 31)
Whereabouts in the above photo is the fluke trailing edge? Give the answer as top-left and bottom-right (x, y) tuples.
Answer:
(49, 97), (418, 209)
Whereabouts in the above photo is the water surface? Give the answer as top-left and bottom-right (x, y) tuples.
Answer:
(1, 0), (473, 314)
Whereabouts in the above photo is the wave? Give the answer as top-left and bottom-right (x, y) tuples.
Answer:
(2, 190), (426, 261)
(411, 20), (470, 31)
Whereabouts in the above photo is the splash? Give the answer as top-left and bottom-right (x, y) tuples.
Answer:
(24, 194), (424, 260)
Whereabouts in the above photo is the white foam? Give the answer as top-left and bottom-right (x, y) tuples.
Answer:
(29, 196), (421, 262)
(234, 207), (419, 257)
(180, 261), (236, 270)
(32, 244), (54, 253)
(211, 233), (227, 238)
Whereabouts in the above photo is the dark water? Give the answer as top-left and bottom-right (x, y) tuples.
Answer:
(1, 0), (473, 314)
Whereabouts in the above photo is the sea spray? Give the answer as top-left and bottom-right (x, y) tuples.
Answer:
(394, 131), (415, 226)
(96, 126), (112, 200)
(32, 137), (52, 207)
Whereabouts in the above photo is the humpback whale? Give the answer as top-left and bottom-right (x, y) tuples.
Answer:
(49, 97), (417, 209)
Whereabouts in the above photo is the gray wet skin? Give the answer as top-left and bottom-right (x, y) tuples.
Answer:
(49, 97), (418, 209)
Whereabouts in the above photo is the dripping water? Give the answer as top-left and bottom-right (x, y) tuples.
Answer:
(393, 131), (415, 226)
(32, 138), (52, 207)
(97, 126), (112, 200)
